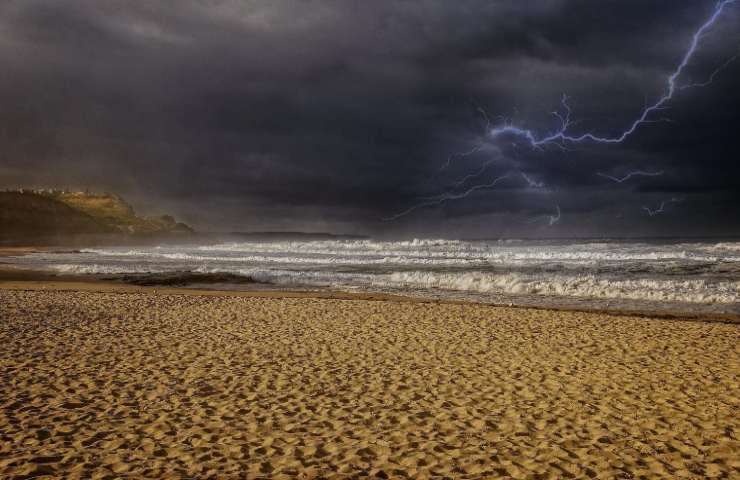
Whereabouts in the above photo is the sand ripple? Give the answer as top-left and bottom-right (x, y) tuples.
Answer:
(1, 290), (738, 478)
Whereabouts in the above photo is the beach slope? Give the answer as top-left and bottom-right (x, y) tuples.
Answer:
(1, 288), (738, 479)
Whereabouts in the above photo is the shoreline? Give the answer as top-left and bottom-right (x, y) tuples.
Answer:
(2, 264), (738, 325)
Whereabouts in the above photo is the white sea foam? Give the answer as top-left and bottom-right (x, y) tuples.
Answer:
(81, 241), (732, 264)
(50, 262), (739, 304)
(383, 271), (740, 304)
(13, 239), (739, 308)
(704, 242), (740, 252)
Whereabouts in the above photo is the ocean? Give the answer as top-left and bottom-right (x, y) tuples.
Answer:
(9, 238), (740, 315)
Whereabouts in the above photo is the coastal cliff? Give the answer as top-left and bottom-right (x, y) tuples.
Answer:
(0, 189), (192, 244)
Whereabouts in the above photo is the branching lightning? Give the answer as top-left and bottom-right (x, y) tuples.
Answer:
(643, 201), (667, 217)
(452, 159), (496, 187)
(383, 174), (511, 221)
(520, 172), (545, 188)
(680, 46), (740, 90)
(387, 1), (738, 222)
(487, 0), (739, 148)
(439, 105), (496, 171)
(549, 205), (561, 226)
(597, 170), (664, 183)
(643, 197), (683, 216)
(526, 205), (561, 226)
(440, 143), (484, 171)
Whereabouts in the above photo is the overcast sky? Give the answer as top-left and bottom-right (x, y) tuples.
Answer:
(1, 0), (739, 237)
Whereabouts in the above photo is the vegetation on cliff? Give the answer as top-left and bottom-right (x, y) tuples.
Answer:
(0, 189), (192, 243)
(39, 190), (192, 234)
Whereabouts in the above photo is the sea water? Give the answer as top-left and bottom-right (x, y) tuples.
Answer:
(9, 238), (740, 315)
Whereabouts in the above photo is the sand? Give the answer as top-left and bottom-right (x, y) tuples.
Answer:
(1, 287), (738, 479)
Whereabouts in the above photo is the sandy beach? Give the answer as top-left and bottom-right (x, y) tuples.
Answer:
(1, 285), (739, 479)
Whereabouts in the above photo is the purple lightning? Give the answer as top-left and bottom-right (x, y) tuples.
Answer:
(439, 105), (496, 170)
(680, 47), (740, 90)
(383, 174), (511, 221)
(488, 0), (739, 148)
(439, 143), (484, 171)
(526, 205), (561, 226)
(643, 201), (668, 216)
(387, 1), (737, 222)
(597, 170), (665, 183)
(520, 172), (545, 188)
(452, 158), (496, 187)
(643, 197), (683, 216)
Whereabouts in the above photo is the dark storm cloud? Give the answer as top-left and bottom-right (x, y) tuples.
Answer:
(0, 0), (738, 236)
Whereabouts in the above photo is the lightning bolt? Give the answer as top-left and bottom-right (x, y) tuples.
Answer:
(439, 143), (484, 171)
(642, 197), (683, 216)
(520, 172), (545, 188)
(387, 1), (737, 221)
(597, 170), (664, 183)
(549, 205), (561, 226)
(526, 205), (561, 226)
(680, 47), (740, 90)
(488, 0), (738, 148)
(439, 104), (496, 170)
(452, 158), (497, 187)
(383, 174), (511, 221)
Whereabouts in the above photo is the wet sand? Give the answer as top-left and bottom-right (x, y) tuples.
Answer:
(1, 285), (738, 479)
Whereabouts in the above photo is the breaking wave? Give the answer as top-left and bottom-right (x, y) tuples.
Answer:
(384, 271), (739, 304)
(10, 238), (740, 312)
